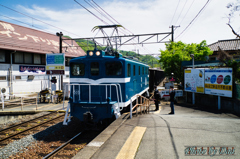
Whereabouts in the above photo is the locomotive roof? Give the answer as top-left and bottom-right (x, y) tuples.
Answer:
(70, 53), (149, 67)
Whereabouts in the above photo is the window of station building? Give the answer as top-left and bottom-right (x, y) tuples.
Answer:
(0, 76), (6, 80)
(41, 54), (46, 65)
(15, 76), (21, 80)
(127, 64), (131, 77)
(24, 53), (33, 64)
(139, 66), (140, 75)
(0, 50), (5, 62)
(71, 63), (85, 76)
(34, 54), (41, 64)
(91, 62), (99, 76)
(133, 65), (136, 76)
(105, 62), (122, 76)
(14, 52), (24, 63)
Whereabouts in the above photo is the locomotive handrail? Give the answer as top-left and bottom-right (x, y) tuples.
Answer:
(62, 83), (123, 125)
(62, 83), (123, 110)
(130, 94), (150, 119)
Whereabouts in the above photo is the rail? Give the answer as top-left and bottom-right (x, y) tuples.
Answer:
(130, 94), (150, 119)
(62, 83), (123, 125)
(0, 93), (38, 111)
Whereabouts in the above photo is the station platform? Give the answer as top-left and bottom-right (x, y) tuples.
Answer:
(73, 102), (240, 159)
(0, 101), (67, 124)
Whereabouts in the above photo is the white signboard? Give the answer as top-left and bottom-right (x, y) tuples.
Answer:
(184, 69), (205, 93)
(204, 68), (232, 97)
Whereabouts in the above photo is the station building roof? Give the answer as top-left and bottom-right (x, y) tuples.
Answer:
(208, 39), (240, 51)
(0, 20), (86, 57)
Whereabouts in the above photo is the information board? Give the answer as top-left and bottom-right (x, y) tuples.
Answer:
(204, 68), (232, 97)
(46, 53), (65, 75)
(184, 69), (205, 93)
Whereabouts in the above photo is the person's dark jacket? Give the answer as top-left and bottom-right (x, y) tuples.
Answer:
(154, 89), (161, 100)
(170, 90), (175, 102)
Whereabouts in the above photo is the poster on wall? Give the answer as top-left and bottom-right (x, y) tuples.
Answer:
(204, 68), (232, 97)
(19, 65), (46, 75)
(184, 69), (205, 93)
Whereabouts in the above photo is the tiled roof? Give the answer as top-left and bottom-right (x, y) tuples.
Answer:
(208, 39), (240, 51)
(0, 20), (86, 57)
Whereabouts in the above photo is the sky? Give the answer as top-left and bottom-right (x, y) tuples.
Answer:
(0, 0), (239, 56)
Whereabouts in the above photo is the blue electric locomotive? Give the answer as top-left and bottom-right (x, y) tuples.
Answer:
(64, 49), (149, 124)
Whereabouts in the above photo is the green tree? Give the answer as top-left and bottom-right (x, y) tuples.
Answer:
(159, 40), (213, 83)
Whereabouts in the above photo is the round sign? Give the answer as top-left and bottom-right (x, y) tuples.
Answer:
(224, 75), (231, 85)
(210, 75), (216, 84)
(217, 75), (223, 84)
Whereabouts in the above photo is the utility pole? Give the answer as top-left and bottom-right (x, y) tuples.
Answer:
(170, 25), (180, 42)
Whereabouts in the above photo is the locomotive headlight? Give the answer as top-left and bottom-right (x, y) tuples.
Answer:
(96, 51), (101, 56)
(89, 51), (93, 56)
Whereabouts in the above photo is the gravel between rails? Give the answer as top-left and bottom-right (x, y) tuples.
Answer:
(0, 112), (65, 159)
(0, 121), (65, 159)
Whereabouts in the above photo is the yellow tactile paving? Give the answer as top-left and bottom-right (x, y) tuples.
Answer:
(116, 126), (146, 159)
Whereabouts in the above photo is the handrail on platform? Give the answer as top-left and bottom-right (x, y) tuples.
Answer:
(130, 94), (150, 119)
(0, 93), (39, 111)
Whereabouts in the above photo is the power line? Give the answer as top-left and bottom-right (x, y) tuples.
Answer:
(178, 0), (196, 26)
(169, 0), (181, 26)
(175, 0), (188, 25)
(82, 0), (154, 54)
(0, 3), (83, 38)
(89, 0), (156, 54)
(175, 0), (211, 39)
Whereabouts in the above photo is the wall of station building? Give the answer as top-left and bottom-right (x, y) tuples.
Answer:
(0, 63), (70, 95)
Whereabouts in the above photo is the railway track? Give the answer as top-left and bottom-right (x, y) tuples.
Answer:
(43, 131), (83, 159)
(0, 111), (64, 147)
(41, 130), (102, 159)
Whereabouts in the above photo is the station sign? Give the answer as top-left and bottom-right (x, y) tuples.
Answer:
(184, 69), (205, 93)
(204, 68), (232, 97)
(46, 53), (65, 75)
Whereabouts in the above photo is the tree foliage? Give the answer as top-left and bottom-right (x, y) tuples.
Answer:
(217, 47), (240, 83)
(159, 40), (213, 83)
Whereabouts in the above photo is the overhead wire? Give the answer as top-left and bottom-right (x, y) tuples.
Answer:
(178, 0), (196, 27)
(87, 0), (158, 55)
(175, 0), (211, 40)
(0, 3), (83, 38)
(175, 0), (188, 25)
(169, 0), (181, 26)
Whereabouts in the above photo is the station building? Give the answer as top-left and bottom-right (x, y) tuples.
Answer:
(0, 20), (85, 95)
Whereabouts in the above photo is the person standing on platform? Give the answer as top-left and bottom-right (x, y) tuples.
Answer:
(169, 86), (175, 114)
(154, 85), (160, 111)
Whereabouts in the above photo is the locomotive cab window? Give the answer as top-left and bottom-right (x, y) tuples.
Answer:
(105, 62), (122, 76)
(71, 63), (85, 76)
(127, 64), (131, 77)
(142, 67), (144, 75)
(133, 65), (136, 76)
(91, 62), (99, 76)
